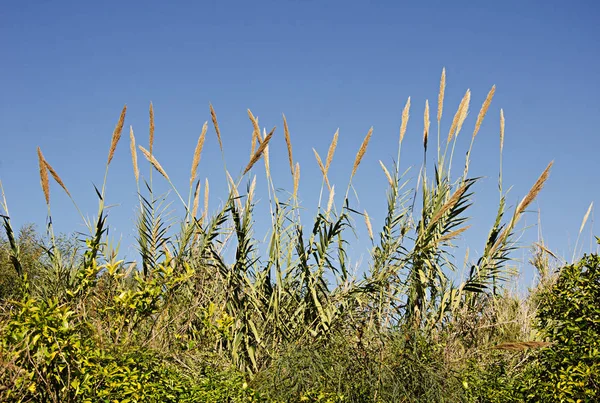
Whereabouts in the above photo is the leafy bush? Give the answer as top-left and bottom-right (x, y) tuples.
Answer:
(519, 253), (600, 402)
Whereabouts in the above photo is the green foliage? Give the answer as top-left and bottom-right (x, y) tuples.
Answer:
(519, 253), (600, 402)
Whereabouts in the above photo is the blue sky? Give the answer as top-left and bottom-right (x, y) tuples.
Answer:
(1, 0), (599, 288)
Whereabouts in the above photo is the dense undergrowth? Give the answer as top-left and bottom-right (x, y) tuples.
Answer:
(1, 71), (598, 402)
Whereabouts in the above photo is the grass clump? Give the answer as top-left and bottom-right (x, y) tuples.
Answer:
(1, 70), (591, 402)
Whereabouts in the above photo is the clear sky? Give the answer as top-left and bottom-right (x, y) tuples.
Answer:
(1, 0), (599, 289)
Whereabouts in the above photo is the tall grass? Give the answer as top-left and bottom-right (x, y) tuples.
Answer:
(0, 70), (558, 401)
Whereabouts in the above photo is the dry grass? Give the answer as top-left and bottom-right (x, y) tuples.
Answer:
(293, 162), (300, 198)
(283, 114), (294, 175)
(438, 68), (446, 123)
(44, 159), (70, 198)
(192, 180), (201, 218)
(203, 178), (209, 223)
(326, 185), (335, 214)
(399, 97), (411, 143)
(129, 126), (139, 183)
(107, 105), (127, 166)
(210, 103), (223, 153)
(364, 210), (374, 240)
(351, 127), (373, 178)
(472, 85), (495, 139)
(36, 147), (50, 205)
(325, 129), (339, 174)
(447, 90), (470, 143)
(500, 109), (505, 154)
(379, 161), (393, 187)
(149, 102), (155, 154)
(138, 145), (170, 181)
(243, 127), (275, 175)
(423, 100), (430, 149)
(190, 122), (208, 187)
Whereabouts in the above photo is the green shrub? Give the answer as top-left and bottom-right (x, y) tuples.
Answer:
(520, 253), (600, 402)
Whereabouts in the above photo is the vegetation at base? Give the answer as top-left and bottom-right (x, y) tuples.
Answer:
(1, 70), (597, 402)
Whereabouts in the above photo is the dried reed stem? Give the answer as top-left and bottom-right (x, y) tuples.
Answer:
(203, 178), (209, 224)
(283, 114), (294, 175)
(260, 128), (271, 179)
(379, 161), (393, 187)
(129, 126), (139, 183)
(399, 97), (411, 143)
(248, 110), (260, 157)
(243, 127), (275, 175)
(107, 105), (127, 165)
(447, 90), (470, 143)
(138, 145), (170, 181)
(44, 159), (71, 197)
(438, 225), (471, 244)
(149, 103), (155, 154)
(494, 161), (553, 249)
(248, 175), (257, 203)
(37, 147), (50, 205)
(500, 109), (505, 154)
(423, 100), (430, 150)
(192, 180), (201, 218)
(437, 68), (446, 123)
(325, 129), (339, 174)
(190, 122), (208, 187)
(209, 103), (223, 153)
(472, 85), (495, 139)
(293, 163), (300, 198)
(455, 90), (471, 139)
(364, 210), (374, 240)
(313, 148), (330, 189)
(351, 127), (373, 178)
(326, 185), (335, 214)
(429, 184), (468, 227)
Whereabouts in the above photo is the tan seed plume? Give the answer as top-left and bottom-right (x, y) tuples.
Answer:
(578, 202), (593, 236)
(293, 162), (300, 198)
(138, 145), (170, 181)
(44, 159), (71, 198)
(248, 110), (259, 157)
(438, 68), (446, 123)
(364, 210), (374, 240)
(283, 114), (294, 175)
(447, 90), (470, 143)
(209, 103), (223, 153)
(500, 109), (505, 154)
(351, 127), (373, 178)
(379, 161), (393, 187)
(262, 128), (271, 179)
(399, 97), (411, 143)
(493, 161), (553, 250)
(472, 85), (496, 139)
(129, 126), (139, 183)
(226, 171), (243, 211)
(325, 129), (339, 174)
(37, 147), (50, 205)
(429, 183), (468, 228)
(190, 122), (208, 187)
(423, 100), (430, 150)
(149, 102), (155, 154)
(326, 185), (335, 214)
(192, 180), (201, 218)
(455, 90), (471, 139)
(313, 148), (330, 189)
(248, 175), (257, 203)
(107, 105), (127, 166)
(203, 178), (209, 224)
(438, 225), (471, 244)
(243, 127), (275, 175)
